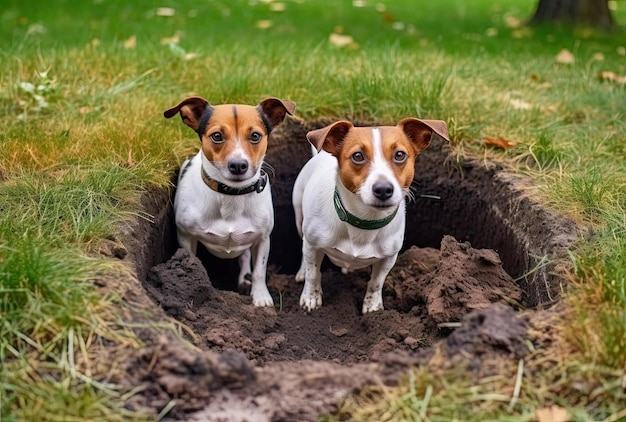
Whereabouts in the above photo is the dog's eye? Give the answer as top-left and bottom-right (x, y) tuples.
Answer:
(210, 132), (224, 143)
(250, 132), (262, 143)
(393, 151), (407, 163)
(351, 152), (365, 164)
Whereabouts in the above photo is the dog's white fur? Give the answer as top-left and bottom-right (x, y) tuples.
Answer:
(165, 97), (295, 307)
(293, 119), (449, 313)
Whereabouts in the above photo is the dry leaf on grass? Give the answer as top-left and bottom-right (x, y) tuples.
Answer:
(485, 27), (498, 37)
(504, 16), (522, 28)
(329, 33), (358, 49)
(123, 35), (136, 49)
(382, 12), (396, 23)
(599, 71), (626, 85)
(536, 405), (570, 422)
(484, 136), (515, 150)
(510, 98), (532, 110)
(256, 20), (273, 29)
(156, 7), (175, 17)
(161, 34), (180, 45)
(182, 53), (199, 61)
(555, 48), (575, 64)
(591, 52), (605, 62)
(269, 2), (286, 12)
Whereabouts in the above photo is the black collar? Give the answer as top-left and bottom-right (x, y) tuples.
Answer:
(201, 168), (268, 195)
(333, 187), (398, 230)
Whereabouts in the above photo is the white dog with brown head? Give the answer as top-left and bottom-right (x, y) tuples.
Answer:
(292, 118), (449, 313)
(165, 96), (295, 307)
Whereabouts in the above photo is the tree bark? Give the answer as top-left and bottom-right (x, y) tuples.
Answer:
(531, 0), (614, 29)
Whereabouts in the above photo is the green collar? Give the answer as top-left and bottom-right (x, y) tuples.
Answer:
(333, 187), (398, 230)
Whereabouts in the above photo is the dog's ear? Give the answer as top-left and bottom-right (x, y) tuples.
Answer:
(306, 120), (353, 155)
(164, 97), (211, 131)
(257, 98), (296, 130)
(397, 118), (450, 153)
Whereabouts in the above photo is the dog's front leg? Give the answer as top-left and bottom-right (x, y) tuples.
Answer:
(237, 249), (252, 295)
(249, 237), (274, 307)
(299, 239), (325, 311)
(362, 254), (397, 313)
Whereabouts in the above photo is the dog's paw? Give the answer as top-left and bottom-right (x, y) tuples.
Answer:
(251, 286), (274, 307)
(362, 294), (384, 314)
(299, 291), (322, 311)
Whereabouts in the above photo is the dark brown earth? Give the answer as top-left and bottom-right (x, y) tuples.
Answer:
(111, 118), (578, 421)
(144, 235), (522, 367)
(133, 236), (525, 420)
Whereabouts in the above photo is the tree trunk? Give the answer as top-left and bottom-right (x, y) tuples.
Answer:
(531, 0), (614, 29)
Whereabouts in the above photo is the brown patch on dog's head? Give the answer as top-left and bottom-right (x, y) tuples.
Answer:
(306, 119), (450, 194)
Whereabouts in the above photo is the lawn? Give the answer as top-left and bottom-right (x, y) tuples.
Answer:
(1, 0), (625, 420)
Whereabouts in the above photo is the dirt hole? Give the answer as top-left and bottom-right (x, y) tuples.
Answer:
(127, 119), (578, 420)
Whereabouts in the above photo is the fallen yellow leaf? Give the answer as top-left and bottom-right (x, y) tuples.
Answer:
(485, 27), (498, 37)
(156, 7), (175, 17)
(536, 405), (570, 422)
(269, 2), (286, 11)
(256, 20), (273, 29)
(161, 34), (180, 45)
(555, 48), (575, 64)
(329, 33), (358, 49)
(123, 35), (136, 49)
(504, 15), (522, 28)
(510, 98), (532, 110)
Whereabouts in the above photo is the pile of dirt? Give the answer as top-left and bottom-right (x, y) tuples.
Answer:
(134, 234), (526, 420)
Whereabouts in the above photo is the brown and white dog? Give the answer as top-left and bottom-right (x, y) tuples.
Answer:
(292, 119), (449, 313)
(165, 97), (295, 306)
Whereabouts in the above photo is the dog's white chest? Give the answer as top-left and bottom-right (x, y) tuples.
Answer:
(323, 235), (400, 271)
(202, 219), (261, 255)
(324, 246), (382, 271)
(174, 171), (273, 259)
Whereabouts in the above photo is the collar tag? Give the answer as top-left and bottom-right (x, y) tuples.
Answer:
(256, 172), (268, 193)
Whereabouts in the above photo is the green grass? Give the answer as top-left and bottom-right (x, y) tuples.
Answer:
(1, 0), (625, 420)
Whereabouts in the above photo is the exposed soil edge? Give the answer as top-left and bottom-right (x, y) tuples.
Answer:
(109, 118), (580, 420)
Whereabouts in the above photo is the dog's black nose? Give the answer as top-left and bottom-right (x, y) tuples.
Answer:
(372, 182), (394, 200)
(228, 159), (249, 175)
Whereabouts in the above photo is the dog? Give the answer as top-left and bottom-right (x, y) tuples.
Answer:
(164, 96), (295, 306)
(292, 118), (449, 313)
